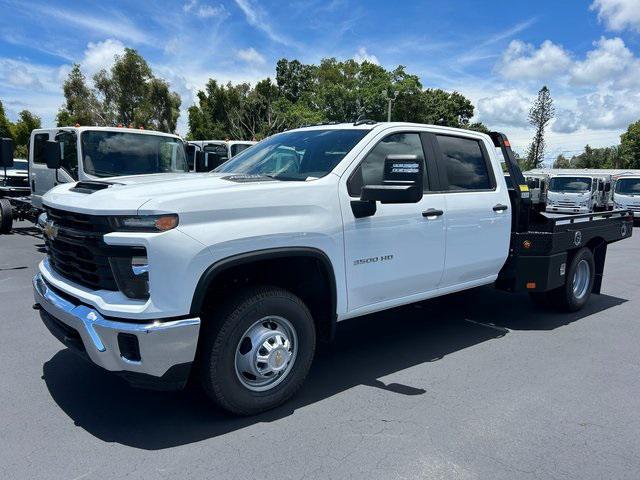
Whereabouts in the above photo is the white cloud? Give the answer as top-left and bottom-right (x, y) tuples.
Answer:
(499, 40), (572, 80)
(233, 0), (299, 47)
(591, 0), (640, 32)
(552, 109), (580, 133)
(183, 0), (197, 12)
(353, 47), (379, 65)
(237, 47), (266, 65)
(81, 39), (126, 77)
(35, 5), (151, 45)
(577, 92), (640, 130)
(197, 4), (227, 18)
(476, 90), (531, 128)
(571, 37), (634, 86)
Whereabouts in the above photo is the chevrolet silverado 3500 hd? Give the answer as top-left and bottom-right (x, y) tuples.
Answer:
(31, 122), (633, 415)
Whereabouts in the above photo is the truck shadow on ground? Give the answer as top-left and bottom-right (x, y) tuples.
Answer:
(42, 286), (626, 450)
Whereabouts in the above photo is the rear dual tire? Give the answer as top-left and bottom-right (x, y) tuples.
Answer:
(529, 247), (595, 312)
(197, 286), (316, 416)
(0, 198), (13, 234)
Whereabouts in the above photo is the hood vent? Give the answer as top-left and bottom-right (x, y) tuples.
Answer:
(69, 180), (122, 194)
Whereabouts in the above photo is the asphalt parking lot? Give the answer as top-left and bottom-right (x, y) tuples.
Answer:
(1, 221), (639, 480)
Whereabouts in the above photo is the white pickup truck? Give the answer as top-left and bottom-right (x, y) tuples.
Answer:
(30, 122), (633, 415)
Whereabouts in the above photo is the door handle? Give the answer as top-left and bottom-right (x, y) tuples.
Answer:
(493, 204), (508, 212)
(422, 208), (444, 218)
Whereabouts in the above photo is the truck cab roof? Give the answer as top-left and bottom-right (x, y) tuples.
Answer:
(33, 126), (182, 139)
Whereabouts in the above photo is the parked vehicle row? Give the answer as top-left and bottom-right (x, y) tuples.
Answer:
(0, 128), (256, 232)
(21, 122), (633, 415)
(523, 168), (640, 217)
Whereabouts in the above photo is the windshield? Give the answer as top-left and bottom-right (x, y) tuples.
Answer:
(13, 160), (28, 170)
(214, 129), (369, 180)
(615, 178), (640, 195)
(81, 131), (189, 177)
(549, 176), (591, 192)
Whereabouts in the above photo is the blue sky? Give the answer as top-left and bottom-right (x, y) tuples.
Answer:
(1, 0), (640, 161)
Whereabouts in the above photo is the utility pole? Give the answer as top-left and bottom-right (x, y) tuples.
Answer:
(384, 90), (399, 122)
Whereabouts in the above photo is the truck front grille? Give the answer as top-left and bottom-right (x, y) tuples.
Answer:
(44, 208), (118, 291)
(3, 176), (28, 188)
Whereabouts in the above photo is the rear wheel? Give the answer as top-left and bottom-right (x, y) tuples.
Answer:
(529, 247), (595, 312)
(0, 199), (13, 234)
(198, 286), (316, 415)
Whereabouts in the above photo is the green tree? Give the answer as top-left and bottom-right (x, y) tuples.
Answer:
(553, 154), (571, 168)
(187, 57), (485, 139)
(526, 86), (554, 168)
(0, 100), (13, 140)
(621, 120), (640, 169)
(57, 64), (102, 126)
(11, 110), (41, 157)
(92, 48), (180, 132)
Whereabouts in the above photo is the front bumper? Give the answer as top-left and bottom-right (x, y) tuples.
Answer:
(545, 205), (591, 214)
(33, 273), (200, 390)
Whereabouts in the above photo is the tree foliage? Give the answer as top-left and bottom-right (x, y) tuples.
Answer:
(526, 86), (554, 169)
(0, 100), (41, 158)
(188, 57), (487, 140)
(58, 49), (181, 132)
(621, 120), (640, 169)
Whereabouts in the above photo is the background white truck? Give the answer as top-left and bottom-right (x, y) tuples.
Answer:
(612, 174), (640, 222)
(0, 127), (190, 233)
(544, 172), (611, 214)
(29, 122), (633, 415)
(186, 140), (256, 172)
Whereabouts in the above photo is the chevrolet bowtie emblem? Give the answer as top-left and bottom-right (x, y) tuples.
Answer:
(43, 220), (59, 241)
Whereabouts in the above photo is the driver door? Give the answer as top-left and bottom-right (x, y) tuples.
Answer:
(340, 130), (446, 313)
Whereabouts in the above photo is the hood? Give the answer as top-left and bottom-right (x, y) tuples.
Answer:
(42, 172), (289, 215)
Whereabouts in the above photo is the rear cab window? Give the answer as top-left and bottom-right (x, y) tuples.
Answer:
(435, 135), (495, 191)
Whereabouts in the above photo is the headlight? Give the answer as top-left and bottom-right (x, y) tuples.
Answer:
(110, 214), (179, 232)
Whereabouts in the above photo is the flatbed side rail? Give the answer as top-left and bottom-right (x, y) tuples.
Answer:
(547, 209), (632, 226)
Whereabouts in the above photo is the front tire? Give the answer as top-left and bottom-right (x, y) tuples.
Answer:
(198, 286), (316, 415)
(0, 198), (13, 234)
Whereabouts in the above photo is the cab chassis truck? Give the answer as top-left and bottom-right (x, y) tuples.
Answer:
(31, 123), (633, 415)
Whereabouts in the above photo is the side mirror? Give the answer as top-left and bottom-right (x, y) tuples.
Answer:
(360, 154), (424, 204)
(194, 151), (205, 171)
(44, 140), (61, 170)
(0, 138), (14, 168)
(185, 144), (197, 170)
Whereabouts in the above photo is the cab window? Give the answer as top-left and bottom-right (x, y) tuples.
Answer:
(436, 135), (493, 191)
(348, 132), (428, 197)
(33, 133), (49, 164)
(57, 131), (79, 180)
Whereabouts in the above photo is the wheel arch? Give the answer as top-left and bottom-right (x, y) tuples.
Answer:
(190, 247), (338, 342)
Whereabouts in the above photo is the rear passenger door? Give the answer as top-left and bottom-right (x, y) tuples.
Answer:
(431, 133), (511, 288)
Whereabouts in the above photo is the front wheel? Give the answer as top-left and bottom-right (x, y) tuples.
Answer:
(529, 247), (595, 312)
(198, 286), (316, 415)
(0, 198), (13, 234)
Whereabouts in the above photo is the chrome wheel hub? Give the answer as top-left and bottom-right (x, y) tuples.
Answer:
(572, 259), (590, 300)
(235, 316), (297, 392)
